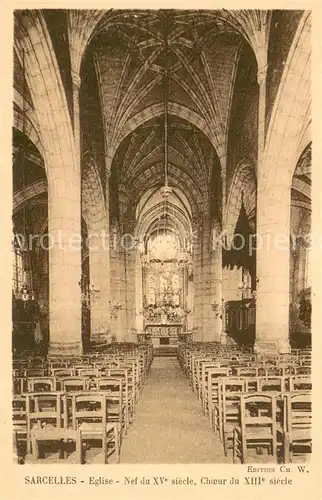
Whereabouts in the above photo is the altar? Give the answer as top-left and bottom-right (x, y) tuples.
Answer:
(138, 230), (192, 346)
(145, 323), (182, 346)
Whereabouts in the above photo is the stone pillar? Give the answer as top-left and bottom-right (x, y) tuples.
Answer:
(192, 217), (203, 341)
(48, 178), (82, 355)
(186, 265), (194, 331)
(254, 183), (291, 354)
(88, 170), (111, 340)
(48, 71), (82, 355)
(71, 71), (81, 158)
(123, 225), (137, 341)
(135, 250), (144, 333)
(192, 210), (219, 342)
(201, 216), (215, 342)
(211, 233), (223, 343)
(220, 157), (227, 217)
(111, 191), (136, 342)
(257, 63), (268, 165)
(88, 230), (110, 337)
(118, 249), (129, 341)
(109, 231), (122, 342)
(254, 58), (291, 355)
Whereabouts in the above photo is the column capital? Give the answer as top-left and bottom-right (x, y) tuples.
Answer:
(257, 64), (268, 85)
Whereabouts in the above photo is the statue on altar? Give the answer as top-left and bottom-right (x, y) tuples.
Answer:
(143, 256), (187, 324)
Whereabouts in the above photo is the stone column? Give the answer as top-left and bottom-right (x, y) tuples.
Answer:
(109, 228), (122, 342)
(254, 58), (291, 355)
(257, 63), (268, 165)
(254, 183), (291, 354)
(211, 232), (223, 343)
(88, 170), (111, 339)
(135, 250), (144, 333)
(48, 178), (82, 355)
(123, 220), (137, 341)
(88, 230), (110, 337)
(192, 209), (218, 342)
(186, 272), (194, 331)
(48, 71), (82, 355)
(71, 71), (81, 158)
(220, 157), (227, 217)
(113, 191), (135, 342)
(201, 215), (215, 342)
(192, 216), (203, 341)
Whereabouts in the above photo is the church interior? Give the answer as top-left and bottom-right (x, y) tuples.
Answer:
(12, 9), (312, 464)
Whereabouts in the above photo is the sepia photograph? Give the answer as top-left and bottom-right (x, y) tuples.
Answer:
(7, 4), (315, 474)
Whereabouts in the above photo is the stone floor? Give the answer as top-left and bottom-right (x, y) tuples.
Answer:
(121, 357), (230, 464)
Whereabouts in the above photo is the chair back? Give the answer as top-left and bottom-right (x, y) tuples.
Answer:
(13, 395), (27, 433)
(71, 392), (107, 429)
(207, 367), (231, 380)
(283, 392), (312, 433)
(27, 377), (56, 393)
(25, 391), (65, 453)
(51, 368), (76, 377)
(220, 378), (246, 422)
(26, 392), (64, 427)
(220, 378), (246, 398)
(24, 369), (47, 377)
(60, 377), (89, 392)
(76, 368), (99, 378)
(258, 376), (285, 392)
(240, 393), (277, 437)
(235, 367), (259, 377)
(289, 376), (312, 392)
(295, 366), (311, 375)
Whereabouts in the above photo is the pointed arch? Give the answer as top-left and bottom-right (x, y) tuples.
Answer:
(224, 161), (257, 242)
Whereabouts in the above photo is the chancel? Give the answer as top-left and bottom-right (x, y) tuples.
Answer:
(12, 9), (312, 465)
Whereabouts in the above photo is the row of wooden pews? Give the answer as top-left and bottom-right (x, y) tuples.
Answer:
(12, 342), (153, 464)
(178, 342), (312, 464)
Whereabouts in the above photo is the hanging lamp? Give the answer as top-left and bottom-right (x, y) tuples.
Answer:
(160, 13), (172, 200)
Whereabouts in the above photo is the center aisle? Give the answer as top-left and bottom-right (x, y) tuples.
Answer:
(121, 356), (230, 463)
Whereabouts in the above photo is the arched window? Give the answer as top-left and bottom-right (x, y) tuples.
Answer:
(148, 231), (179, 261)
(12, 230), (33, 298)
(12, 231), (24, 295)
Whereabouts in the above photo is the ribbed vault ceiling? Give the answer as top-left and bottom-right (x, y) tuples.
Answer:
(17, 9), (313, 233)
(291, 143), (311, 211)
(85, 10), (258, 223)
(91, 10), (247, 161)
(136, 187), (192, 248)
(112, 114), (217, 209)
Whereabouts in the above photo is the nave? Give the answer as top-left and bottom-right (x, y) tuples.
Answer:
(11, 9), (312, 468)
(121, 357), (229, 464)
(13, 341), (311, 465)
